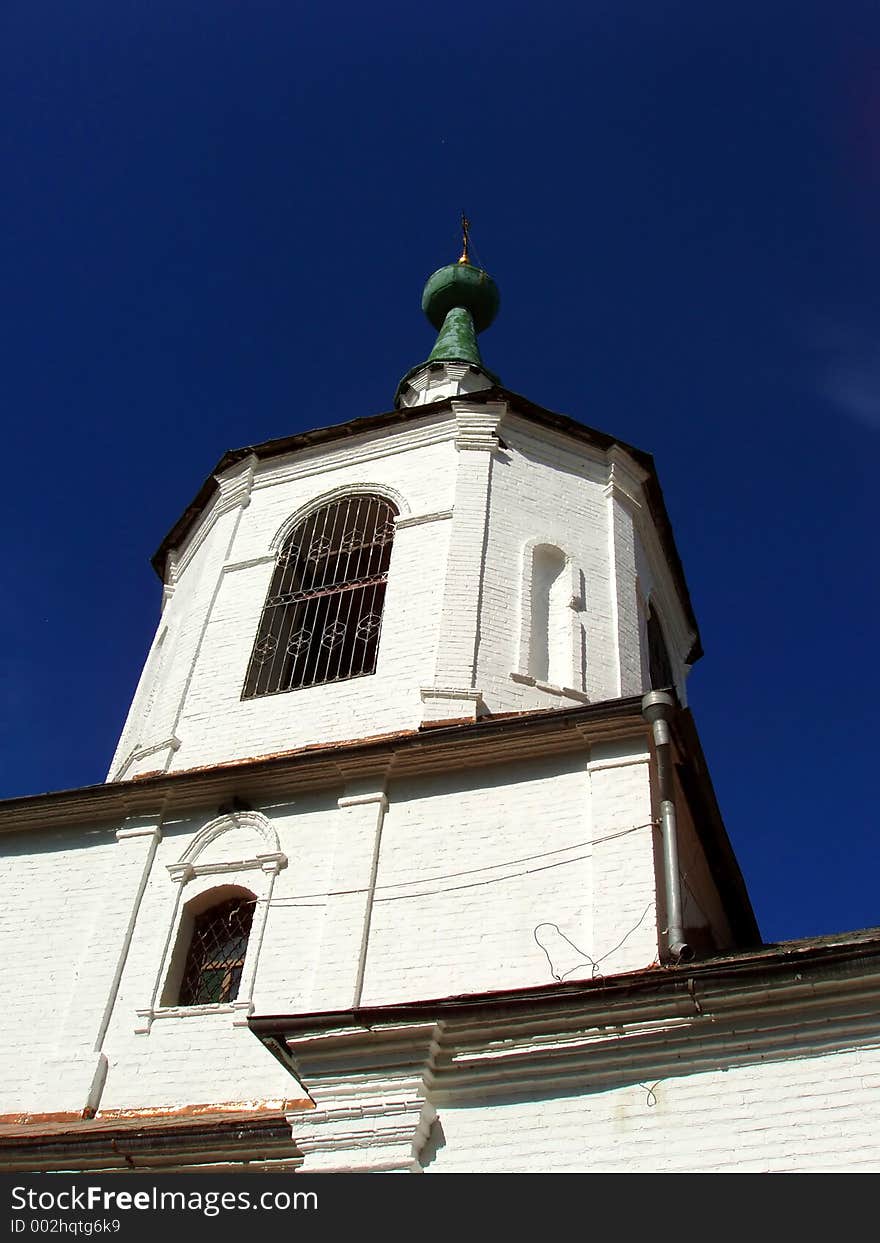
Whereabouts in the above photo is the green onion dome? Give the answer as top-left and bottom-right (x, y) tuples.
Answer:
(421, 262), (500, 334)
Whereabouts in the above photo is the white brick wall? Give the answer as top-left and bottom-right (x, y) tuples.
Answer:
(1, 737), (693, 1118)
(108, 401), (696, 780)
(6, 395), (788, 1168)
(108, 420), (458, 780)
(426, 1046), (880, 1172)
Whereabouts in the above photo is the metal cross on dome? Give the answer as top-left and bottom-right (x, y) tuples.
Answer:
(458, 212), (471, 265)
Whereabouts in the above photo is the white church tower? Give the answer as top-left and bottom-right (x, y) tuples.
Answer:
(110, 239), (700, 783)
(2, 239), (792, 1174)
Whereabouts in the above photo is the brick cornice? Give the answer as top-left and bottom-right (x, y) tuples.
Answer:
(251, 934), (880, 1108)
(0, 697), (648, 836)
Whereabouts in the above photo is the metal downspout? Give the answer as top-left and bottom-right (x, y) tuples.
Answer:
(641, 690), (692, 963)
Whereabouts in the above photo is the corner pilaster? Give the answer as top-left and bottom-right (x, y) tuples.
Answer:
(284, 1021), (440, 1173)
(421, 401), (506, 724)
(309, 781), (389, 1011)
(604, 450), (650, 697)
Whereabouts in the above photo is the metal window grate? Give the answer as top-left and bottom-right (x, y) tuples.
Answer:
(178, 897), (254, 1006)
(243, 493), (398, 699)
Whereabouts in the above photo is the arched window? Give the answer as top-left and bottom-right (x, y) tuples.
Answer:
(177, 891), (255, 1006)
(243, 493), (398, 698)
(647, 602), (674, 691)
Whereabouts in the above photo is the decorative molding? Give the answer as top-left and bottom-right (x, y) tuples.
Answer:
(394, 508), (454, 530)
(269, 481), (411, 553)
(167, 851), (287, 882)
(110, 736), (180, 784)
(173, 810), (283, 871)
(166, 861), (194, 884)
(502, 413), (611, 479)
(257, 964), (880, 1134)
(337, 792), (389, 811)
(398, 361), (494, 409)
(221, 553), (276, 575)
(278, 1020), (441, 1173)
(164, 550), (180, 589)
(288, 1099), (436, 1173)
(587, 752), (650, 773)
(451, 403), (507, 452)
(509, 672), (590, 704)
(604, 447), (650, 509)
(139, 811), (283, 1034)
(419, 686), (482, 703)
(419, 686), (484, 725)
(135, 1001), (246, 1036)
(172, 456), (258, 581)
(212, 454), (257, 513)
(158, 419), (454, 588)
(15, 700), (653, 839)
(604, 470), (643, 513)
(254, 419), (454, 494)
(116, 824), (162, 842)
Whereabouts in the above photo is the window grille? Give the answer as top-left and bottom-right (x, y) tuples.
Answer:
(178, 896), (254, 1006)
(243, 493), (398, 699)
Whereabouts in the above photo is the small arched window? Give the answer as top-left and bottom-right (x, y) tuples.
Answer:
(178, 893), (255, 1006)
(243, 493), (398, 698)
(647, 602), (674, 691)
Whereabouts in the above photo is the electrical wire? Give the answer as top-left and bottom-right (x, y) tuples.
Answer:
(259, 820), (658, 909)
(638, 1081), (662, 1107)
(533, 903), (653, 982)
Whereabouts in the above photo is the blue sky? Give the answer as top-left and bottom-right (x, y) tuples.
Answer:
(1, 1), (877, 943)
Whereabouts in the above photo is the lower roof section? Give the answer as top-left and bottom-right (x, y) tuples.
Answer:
(0, 1104), (307, 1173)
(249, 926), (880, 1106)
(252, 924), (880, 1040)
(0, 695), (760, 947)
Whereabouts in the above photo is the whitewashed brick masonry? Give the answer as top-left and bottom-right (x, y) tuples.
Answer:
(108, 404), (695, 780)
(4, 392), (876, 1173)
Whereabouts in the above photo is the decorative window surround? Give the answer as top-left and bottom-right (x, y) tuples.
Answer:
(136, 811), (286, 1034)
(166, 853), (287, 883)
(268, 481), (411, 553)
(170, 810), (285, 869)
(135, 1000), (255, 1034)
(245, 492), (397, 699)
